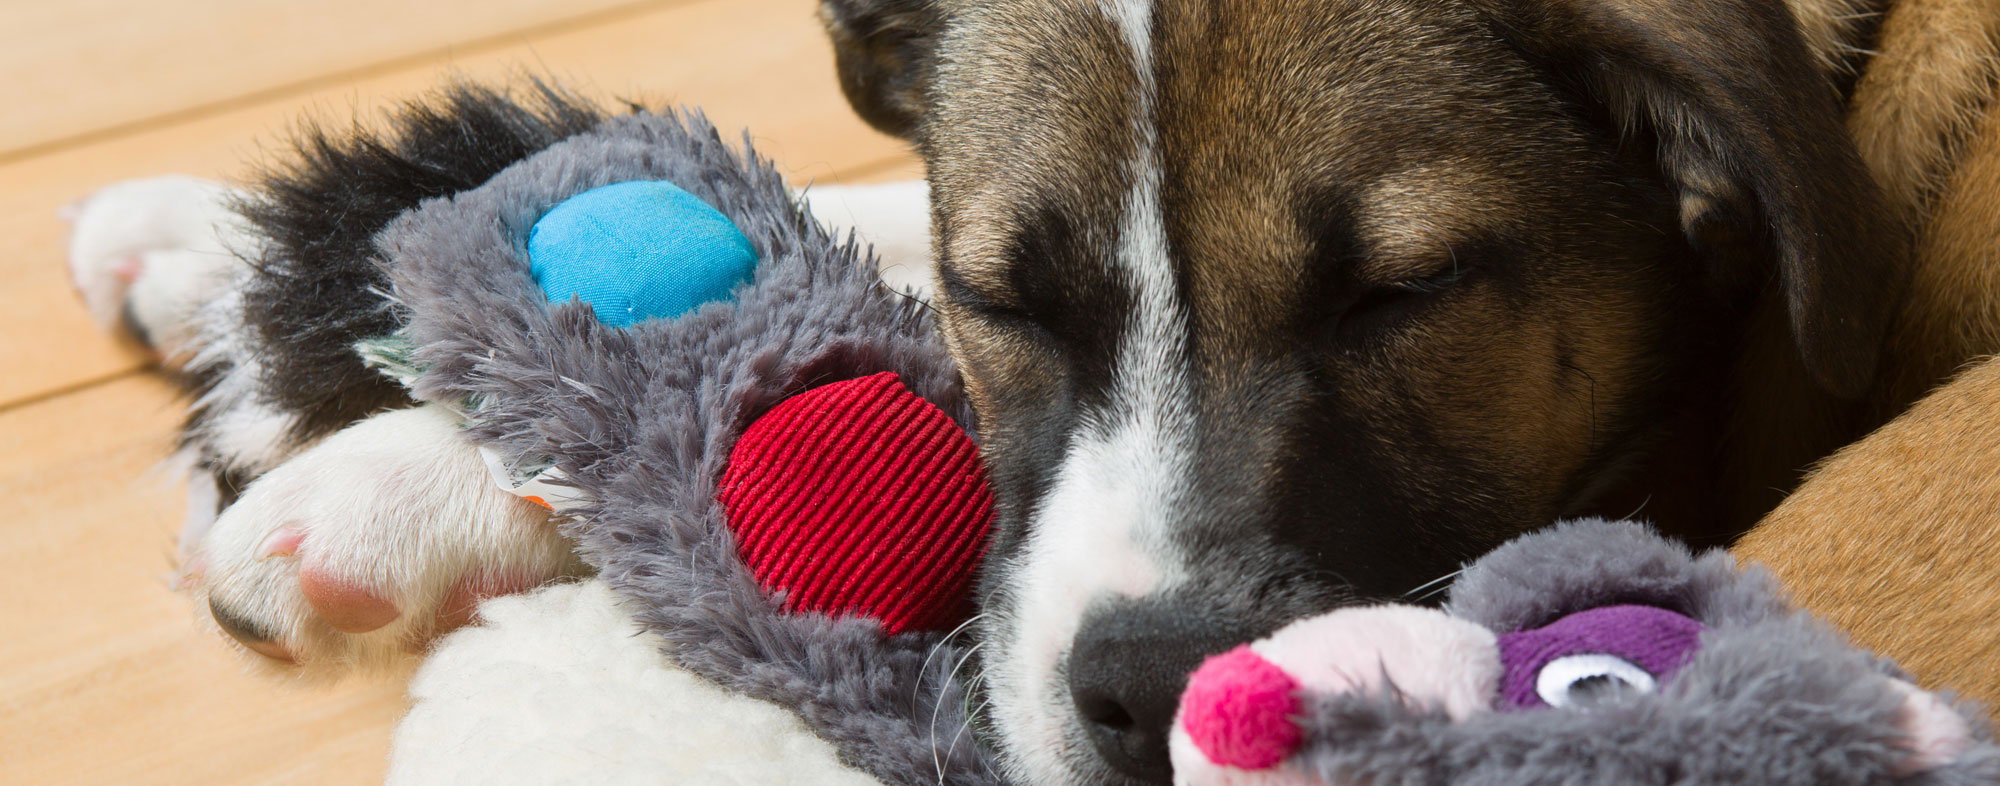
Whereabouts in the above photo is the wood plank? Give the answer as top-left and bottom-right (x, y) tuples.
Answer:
(2, 0), (916, 407)
(0, 0), (663, 156)
(0, 373), (414, 785)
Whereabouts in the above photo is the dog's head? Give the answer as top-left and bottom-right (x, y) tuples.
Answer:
(823, 1), (1903, 783)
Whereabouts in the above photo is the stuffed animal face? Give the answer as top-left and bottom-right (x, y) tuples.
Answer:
(1168, 520), (1996, 786)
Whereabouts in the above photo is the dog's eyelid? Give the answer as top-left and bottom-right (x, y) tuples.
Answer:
(941, 277), (1022, 314)
(1387, 264), (1474, 293)
(1317, 263), (1474, 342)
(1360, 236), (1490, 291)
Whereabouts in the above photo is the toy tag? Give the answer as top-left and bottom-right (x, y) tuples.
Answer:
(479, 446), (591, 513)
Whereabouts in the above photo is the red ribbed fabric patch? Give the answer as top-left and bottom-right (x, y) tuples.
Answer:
(716, 372), (993, 634)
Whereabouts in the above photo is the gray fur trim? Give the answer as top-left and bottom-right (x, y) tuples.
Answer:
(1445, 519), (1792, 635)
(379, 109), (999, 786)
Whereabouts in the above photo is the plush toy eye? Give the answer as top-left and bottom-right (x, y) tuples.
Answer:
(1495, 604), (1705, 710)
(1534, 652), (1658, 708)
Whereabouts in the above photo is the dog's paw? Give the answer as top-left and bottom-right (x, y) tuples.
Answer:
(63, 175), (250, 361)
(192, 404), (586, 673)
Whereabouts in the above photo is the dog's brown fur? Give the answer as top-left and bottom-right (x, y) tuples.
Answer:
(822, 0), (2000, 774)
(1735, 0), (2000, 713)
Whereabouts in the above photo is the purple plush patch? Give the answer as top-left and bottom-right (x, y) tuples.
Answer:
(1495, 604), (1705, 710)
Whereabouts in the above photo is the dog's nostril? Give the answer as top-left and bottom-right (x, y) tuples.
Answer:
(1068, 602), (1255, 784)
(1076, 692), (1137, 731)
(1070, 677), (1172, 783)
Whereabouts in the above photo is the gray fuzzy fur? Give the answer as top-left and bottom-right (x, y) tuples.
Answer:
(1284, 519), (1999, 786)
(379, 109), (998, 786)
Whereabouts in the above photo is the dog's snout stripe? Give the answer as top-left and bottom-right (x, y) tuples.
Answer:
(1104, 0), (1155, 77)
(994, 3), (1204, 781)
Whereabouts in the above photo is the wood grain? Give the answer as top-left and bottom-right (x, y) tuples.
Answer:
(2, 0), (915, 407)
(0, 0), (664, 156)
(0, 373), (415, 785)
(1, 1), (918, 782)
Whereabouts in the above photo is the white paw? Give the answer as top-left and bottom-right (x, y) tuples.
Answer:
(192, 404), (586, 673)
(797, 180), (935, 301)
(63, 175), (251, 361)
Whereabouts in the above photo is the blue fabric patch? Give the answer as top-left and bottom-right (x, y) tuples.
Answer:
(527, 180), (758, 327)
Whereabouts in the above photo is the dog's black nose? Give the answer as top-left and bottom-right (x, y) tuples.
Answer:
(1068, 602), (1250, 783)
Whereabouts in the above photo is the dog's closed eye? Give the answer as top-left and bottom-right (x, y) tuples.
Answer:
(1325, 263), (1475, 341)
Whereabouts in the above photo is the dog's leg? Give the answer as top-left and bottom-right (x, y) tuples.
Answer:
(795, 180), (934, 301)
(195, 403), (585, 673)
(1846, 0), (2000, 226)
(64, 176), (254, 364)
(1734, 356), (2000, 715)
(63, 176), (291, 563)
(65, 177), (581, 674)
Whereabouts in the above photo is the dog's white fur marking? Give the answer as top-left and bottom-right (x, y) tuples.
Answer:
(65, 177), (307, 557)
(1104, 0), (1156, 75)
(196, 404), (584, 673)
(991, 2), (1201, 780)
(186, 304), (309, 476)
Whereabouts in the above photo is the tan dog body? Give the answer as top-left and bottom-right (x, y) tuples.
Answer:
(1740, 357), (2000, 710)
(1736, 0), (2000, 713)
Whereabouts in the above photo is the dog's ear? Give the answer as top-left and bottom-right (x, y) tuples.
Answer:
(1491, 0), (1908, 398)
(820, 0), (944, 140)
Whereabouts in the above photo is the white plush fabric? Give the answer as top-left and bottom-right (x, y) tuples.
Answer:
(390, 579), (886, 786)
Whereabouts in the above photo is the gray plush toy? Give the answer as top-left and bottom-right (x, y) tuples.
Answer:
(132, 81), (1999, 786)
(1168, 519), (1999, 786)
(369, 87), (1002, 785)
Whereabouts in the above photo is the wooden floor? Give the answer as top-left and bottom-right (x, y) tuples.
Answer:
(0, 2), (916, 783)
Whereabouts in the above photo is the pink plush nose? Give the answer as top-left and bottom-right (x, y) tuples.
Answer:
(1178, 645), (1303, 770)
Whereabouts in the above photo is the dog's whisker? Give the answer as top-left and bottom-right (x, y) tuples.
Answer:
(1414, 225), (1464, 281)
(1558, 359), (1599, 445)
(1402, 568), (1463, 598)
(931, 641), (986, 784)
(943, 694), (993, 780)
(917, 612), (988, 715)
(1410, 583), (1454, 604)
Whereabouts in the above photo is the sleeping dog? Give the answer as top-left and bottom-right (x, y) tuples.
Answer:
(817, 0), (1912, 783)
(822, 0), (2000, 783)
(61, 0), (1997, 784)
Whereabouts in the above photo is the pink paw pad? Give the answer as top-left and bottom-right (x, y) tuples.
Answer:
(1180, 645), (1303, 770)
(298, 568), (400, 633)
(434, 572), (543, 634)
(110, 254), (145, 283)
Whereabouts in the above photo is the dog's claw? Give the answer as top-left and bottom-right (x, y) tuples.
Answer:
(254, 526), (304, 560)
(209, 596), (296, 663)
